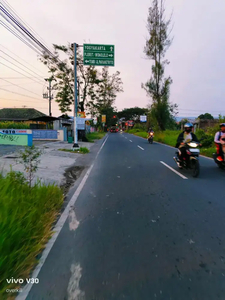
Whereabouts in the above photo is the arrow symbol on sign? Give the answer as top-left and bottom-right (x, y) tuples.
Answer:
(109, 54), (113, 57)
(85, 60), (89, 63)
(110, 47), (113, 51)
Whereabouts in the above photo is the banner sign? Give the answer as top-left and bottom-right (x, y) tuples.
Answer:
(102, 115), (106, 123)
(140, 115), (147, 122)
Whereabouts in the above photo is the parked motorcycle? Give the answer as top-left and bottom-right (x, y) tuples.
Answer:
(213, 138), (225, 169)
(173, 141), (201, 177)
(148, 132), (154, 144)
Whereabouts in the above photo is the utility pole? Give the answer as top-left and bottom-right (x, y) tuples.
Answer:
(71, 42), (84, 148)
(44, 76), (55, 116)
(72, 43), (79, 148)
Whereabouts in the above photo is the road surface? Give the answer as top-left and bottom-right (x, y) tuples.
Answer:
(0, 141), (55, 157)
(18, 132), (225, 300)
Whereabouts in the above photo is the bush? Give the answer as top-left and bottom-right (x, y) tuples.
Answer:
(196, 129), (214, 147)
(0, 171), (63, 298)
(0, 122), (30, 129)
(86, 132), (106, 142)
(200, 147), (215, 158)
(59, 147), (90, 154)
(133, 123), (147, 131)
(78, 147), (89, 154)
(131, 131), (148, 139)
(18, 146), (42, 187)
(154, 130), (181, 146)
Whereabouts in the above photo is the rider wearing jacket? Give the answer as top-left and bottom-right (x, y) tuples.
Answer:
(176, 123), (200, 161)
(214, 123), (225, 162)
(148, 127), (154, 137)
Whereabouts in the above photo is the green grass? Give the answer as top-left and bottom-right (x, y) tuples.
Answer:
(0, 122), (30, 129)
(86, 132), (106, 142)
(128, 129), (216, 159)
(59, 147), (90, 154)
(0, 171), (63, 299)
(129, 130), (148, 139)
(128, 129), (180, 146)
(154, 130), (180, 147)
(200, 147), (215, 158)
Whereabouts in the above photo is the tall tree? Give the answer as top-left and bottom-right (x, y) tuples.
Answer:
(141, 0), (177, 131)
(198, 113), (214, 120)
(40, 44), (99, 113)
(87, 67), (123, 116)
(117, 107), (149, 121)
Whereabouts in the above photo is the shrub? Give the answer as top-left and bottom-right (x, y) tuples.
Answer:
(17, 146), (42, 187)
(78, 147), (89, 154)
(196, 129), (214, 147)
(0, 122), (30, 129)
(0, 171), (63, 298)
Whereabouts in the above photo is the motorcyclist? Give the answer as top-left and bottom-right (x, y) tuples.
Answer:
(176, 123), (200, 164)
(214, 123), (225, 162)
(148, 127), (154, 135)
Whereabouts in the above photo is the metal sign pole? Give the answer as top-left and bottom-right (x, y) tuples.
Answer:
(73, 43), (79, 148)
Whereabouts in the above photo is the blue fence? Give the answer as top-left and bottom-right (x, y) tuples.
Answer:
(32, 130), (58, 140)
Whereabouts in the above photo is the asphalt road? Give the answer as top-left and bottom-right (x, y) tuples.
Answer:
(19, 132), (225, 300)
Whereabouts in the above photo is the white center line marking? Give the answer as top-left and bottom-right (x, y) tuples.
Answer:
(160, 161), (188, 179)
(138, 145), (144, 150)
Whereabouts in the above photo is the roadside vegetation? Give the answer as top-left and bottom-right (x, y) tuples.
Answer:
(59, 147), (90, 154)
(126, 119), (225, 159)
(86, 132), (106, 142)
(0, 171), (63, 298)
(0, 146), (64, 299)
(0, 122), (30, 129)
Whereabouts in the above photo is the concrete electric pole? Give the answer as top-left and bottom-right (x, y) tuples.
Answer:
(44, 76), (55, 116)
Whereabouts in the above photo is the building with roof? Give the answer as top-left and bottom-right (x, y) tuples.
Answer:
(0, 108), (47, 121)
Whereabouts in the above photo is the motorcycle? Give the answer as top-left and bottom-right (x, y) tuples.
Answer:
(213, 138), (225, 169)
(148, 132), (154, 144)
(173, 141), (201, 177)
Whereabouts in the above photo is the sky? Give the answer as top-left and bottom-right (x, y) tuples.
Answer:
(0, 0), (225, 118)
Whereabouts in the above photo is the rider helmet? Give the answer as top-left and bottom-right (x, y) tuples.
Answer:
(220, 123), (225, 132)
(184, 123), (193, 133)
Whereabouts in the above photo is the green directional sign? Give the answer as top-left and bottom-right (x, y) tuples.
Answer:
(83, 44), (115, 67)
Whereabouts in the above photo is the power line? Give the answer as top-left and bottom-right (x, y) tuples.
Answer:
(0, 61), (44, 85)
(0, 102), (59, 111)
(0, 5), (56, 57)
(0, 0), (52, 51)
(0, 81), (44, 87)
(0, 19), (42, 55)
(0, 78), (42, 97)
(0, 56), (44, 82)
(0, 87), (44, 101)
(0, 97), (47, 104)
(178, 108), (224, 113)
(0, 44), (46, 76)
(0, 3), (63, 64)
(0, 77), (45, 79)
(0, 49), (44, 78)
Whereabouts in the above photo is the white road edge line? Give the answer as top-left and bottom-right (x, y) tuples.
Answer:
(138, 145), (144, 150)
(160, 161), (188, 180)
(16, 135), (109, 300)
